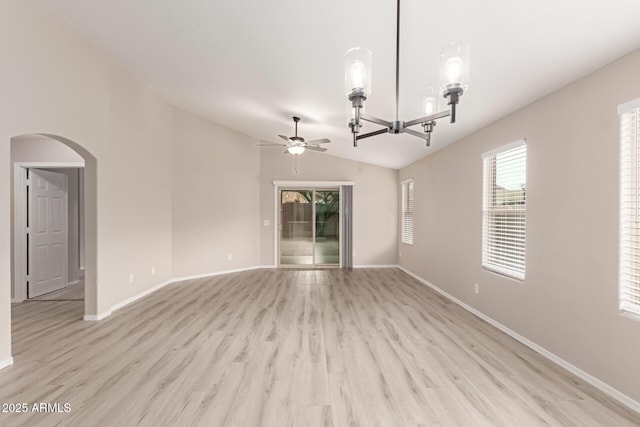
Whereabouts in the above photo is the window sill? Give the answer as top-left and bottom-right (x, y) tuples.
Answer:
(620, 309), (640, 322)
(482, 266), (525, 283)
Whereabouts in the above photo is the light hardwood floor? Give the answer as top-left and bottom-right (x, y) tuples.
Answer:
(29, 281), (84, 301)
(1, 268), (639, 426)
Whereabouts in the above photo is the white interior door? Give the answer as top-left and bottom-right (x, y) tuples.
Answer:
(28, 169), (68, 298)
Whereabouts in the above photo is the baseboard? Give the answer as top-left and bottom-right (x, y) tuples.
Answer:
(11, 298), (24, 304)
(0, 357), (14, 370)
(67, 280), (80, 287)
(170, 265), (270, 283)
(87, 263), (398, 321)
(86, 265), (270, 322)
(397, 266), (640, 415)
(110, 279), (173, 312)
(80, 264), (397, 323)
(354, 264), (401, 269)
(83, 311), (111, 321)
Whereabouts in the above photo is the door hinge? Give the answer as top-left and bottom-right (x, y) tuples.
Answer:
(26, 226), (30, 234)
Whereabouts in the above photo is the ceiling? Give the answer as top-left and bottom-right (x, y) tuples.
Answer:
(38, 0), (640, 169)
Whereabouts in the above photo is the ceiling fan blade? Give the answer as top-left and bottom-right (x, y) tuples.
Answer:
(257, 143), (287, 147)
(305, 138), (331, 145)
(305, 146), (327, 152)
(278, 134), (291, 142)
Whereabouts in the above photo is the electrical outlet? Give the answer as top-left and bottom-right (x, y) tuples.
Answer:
(129, 273), (134, 284)
(399, 251), (402, 258)
(151, 266), (156, 275)
(474, 283), (479, 294)
(228, 253), (233, 261)
(353, 250), (357, 257)
(263, 219), (270, 226)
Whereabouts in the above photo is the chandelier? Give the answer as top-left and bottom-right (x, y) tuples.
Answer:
(345, 0), (469, 147)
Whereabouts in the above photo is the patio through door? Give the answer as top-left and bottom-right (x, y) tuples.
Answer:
(279, 189), (340, 267)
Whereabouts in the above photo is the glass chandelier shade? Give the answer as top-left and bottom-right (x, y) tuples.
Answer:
(439, 42), (469, 93)
(345, 47), (372, 96)
(421, 87), (438, 116)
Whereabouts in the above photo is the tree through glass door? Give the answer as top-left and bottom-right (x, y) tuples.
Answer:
(279, 189), (340, 267)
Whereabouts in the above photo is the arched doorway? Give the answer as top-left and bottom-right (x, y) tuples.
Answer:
(10, 133), (97, 318)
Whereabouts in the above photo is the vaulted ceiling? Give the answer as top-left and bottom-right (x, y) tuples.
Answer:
(39, 0), (640, 169)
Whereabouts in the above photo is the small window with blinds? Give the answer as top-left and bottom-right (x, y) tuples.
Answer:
(401, 179), (414, 245)
(619, 99), (640, 316)
(482, 140), (527, 280)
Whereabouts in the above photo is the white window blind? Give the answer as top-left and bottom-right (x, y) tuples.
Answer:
(619, 102), (640, 315)
(401, 179), (414, 245)
(482, 141), (526, 280)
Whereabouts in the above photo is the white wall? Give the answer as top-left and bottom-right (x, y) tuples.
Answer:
(260, 148), (398, 266)
(11, 135), (84, 163)
(171, 108), (261, 277)
(399, 49), (640, 403)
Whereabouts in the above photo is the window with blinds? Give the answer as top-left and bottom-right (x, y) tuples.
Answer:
(482, 141), (527, 280)
(401, 179), (414, 245)
(619, 99), (640, 316)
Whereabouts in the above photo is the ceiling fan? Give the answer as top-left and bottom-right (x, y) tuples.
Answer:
(258, 116), (331, 155)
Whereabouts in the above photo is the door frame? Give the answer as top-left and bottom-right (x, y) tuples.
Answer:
(273, 181), (354, 268)
(13, 162), (84, 302)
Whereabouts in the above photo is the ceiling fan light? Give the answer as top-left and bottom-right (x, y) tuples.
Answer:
(287, 145), (305, 155)
(439, 42), (469, 93)
(345, 47), (372, 96)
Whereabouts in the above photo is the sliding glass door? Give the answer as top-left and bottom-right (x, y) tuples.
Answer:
(280, 190), (314, 265)
(314, 190), (340, 265)
(279, 189), (340, 267)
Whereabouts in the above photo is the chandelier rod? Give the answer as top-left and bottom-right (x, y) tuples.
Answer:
(395, 0), (401, 122)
